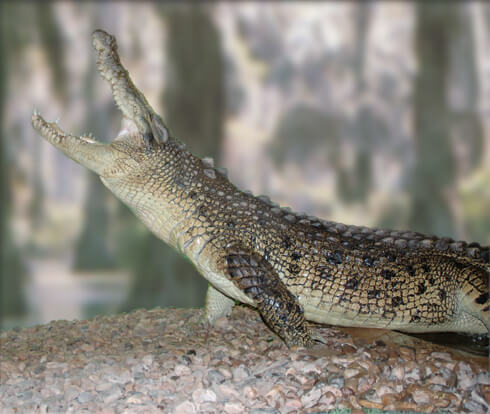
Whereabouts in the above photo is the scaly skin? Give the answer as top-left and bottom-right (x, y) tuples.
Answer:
(32, 30), (489, 348)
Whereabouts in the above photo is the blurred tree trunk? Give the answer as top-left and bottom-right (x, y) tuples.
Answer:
(449, 4), (483, 173)
(0, 3), (27, 318)
(409, 3), (457, 238)
(338, 2), (373, 203)
(450, 4), (487, 244)
(72, 38), (116, 271)
(121, 5), (224, 311)
(29, 3), (67, 231)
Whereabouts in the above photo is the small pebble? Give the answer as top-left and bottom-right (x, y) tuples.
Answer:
(77, 391), (92, 403)
(224, 402), (245, 414)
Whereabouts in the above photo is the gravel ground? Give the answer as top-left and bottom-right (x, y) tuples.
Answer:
(1, 306), (488, 413)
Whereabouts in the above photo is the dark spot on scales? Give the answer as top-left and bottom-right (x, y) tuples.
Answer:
(406, 265), (415, 277)
(392, 297), (403, 307)
(368, 289), (381, 299)
(385, 254), (396, 262)
(291, 252), (301, 261)
(417, 283), (426, 295)
(345, 278), (358, 290)
(327, 250), (343, 265)
(475, 292), (488, 305)
(422, 264), (431, 273)
(451, 260), (465, 271)
(317, 266), (332, 280)
(198, 205), (207, 217)
(189, 191), (197, 199)
(363, 256), (374, 267)
(381, 269), (395, 280)
(289, 264), (300, 274)
(410, 313), (421, 322)
(439, 290), (446, 301)
(282, 236), (292, 249)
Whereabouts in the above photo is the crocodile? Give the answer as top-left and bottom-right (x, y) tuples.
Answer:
(32, 30), (489, 347)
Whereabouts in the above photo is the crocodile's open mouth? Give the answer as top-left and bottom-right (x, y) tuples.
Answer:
(32, 27), (171, 177)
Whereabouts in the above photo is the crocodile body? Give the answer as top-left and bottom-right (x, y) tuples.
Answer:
(32, 30), (489, 347)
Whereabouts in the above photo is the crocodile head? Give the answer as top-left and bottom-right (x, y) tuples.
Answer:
(32, 30), (187, 243)
(32, 29), (170, 181)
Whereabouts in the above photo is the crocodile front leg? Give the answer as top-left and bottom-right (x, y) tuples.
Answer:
(220, 245), (314, 348)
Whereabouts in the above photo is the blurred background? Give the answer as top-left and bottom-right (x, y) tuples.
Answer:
(1, 2), (489, 331)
